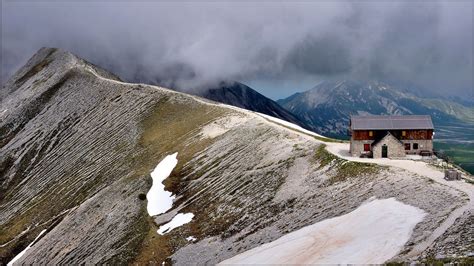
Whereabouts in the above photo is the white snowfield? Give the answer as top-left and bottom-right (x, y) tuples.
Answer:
(147, 152), (179, 216)
(220, 198), (426, 264)
(256, 114), (474, 261)
(158, 213), (195, 235)
(325, 142), (474, 258)
(7, 229), (47, 266)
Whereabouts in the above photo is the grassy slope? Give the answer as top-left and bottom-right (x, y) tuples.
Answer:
(420, 98), (474, 124)
(434, 142), (474, 175)
(131, 97), (229, 264)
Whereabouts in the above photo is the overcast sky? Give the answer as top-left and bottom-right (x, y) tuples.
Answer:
(2, 1), (473, 100)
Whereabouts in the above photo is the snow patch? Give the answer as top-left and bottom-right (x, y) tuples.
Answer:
(7, 229), (47, 266)
(186, 236), (197, 242)
(146, 154), (196, 236)
(158, 213), (194, 235)
(147, 152), (178, 216)
(220, 198), (425, 264)
(257, 113), (327, 139)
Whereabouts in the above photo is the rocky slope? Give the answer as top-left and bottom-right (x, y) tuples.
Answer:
(422, 210), (473, 262)
(0, 48), (471, 264)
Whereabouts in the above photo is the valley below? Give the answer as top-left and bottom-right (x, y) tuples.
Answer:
(434, 122), (474, 174)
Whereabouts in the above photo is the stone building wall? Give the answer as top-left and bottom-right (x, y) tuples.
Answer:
(350, 132), (433, 158)
(350, 139), (374, 157)
(372, 134), (406, 158)
(401, 139), (433, 155)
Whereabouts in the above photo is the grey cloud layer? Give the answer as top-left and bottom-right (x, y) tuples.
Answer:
(2, 1), (472, 97)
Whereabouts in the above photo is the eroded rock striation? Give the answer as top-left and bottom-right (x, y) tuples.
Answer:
(0, 48), (471, 264)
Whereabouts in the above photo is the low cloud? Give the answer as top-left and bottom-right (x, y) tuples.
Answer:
(2, 1), (472, 98)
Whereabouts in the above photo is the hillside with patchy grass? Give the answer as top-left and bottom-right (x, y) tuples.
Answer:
(0, 48), (470, 264)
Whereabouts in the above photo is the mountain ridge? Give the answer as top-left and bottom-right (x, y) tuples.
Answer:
(0, 48), (471, 264)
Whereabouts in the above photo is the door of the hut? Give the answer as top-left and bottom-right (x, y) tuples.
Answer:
(382, 145), (388, 158)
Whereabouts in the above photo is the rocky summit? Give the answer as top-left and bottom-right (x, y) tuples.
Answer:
(0, 48), (472, 264)
(198, 81), (308, 129)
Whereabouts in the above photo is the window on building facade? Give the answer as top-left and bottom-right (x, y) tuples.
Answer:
(364, 144), (370, 151)
(369, 131), (373, 137)
(402, 130), (406, 137)
(404, 143), (410, 150)
(413, 143), (418, 150)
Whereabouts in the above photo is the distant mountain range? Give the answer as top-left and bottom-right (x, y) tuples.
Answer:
(277, 80), (474, 138)
(274, 80), (474, 173)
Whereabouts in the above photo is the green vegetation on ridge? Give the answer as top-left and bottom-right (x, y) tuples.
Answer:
(313, 145), (382, 184)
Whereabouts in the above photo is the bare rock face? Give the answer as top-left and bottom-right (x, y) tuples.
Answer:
(422, 210), (474, 261)
(0, 48), (470, 265)
(0, 48), (170, 263)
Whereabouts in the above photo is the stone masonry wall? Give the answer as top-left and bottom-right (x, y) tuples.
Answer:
(350, 139), (374, 157)
(401, 139), (433, 155)
(372, 134), (406, 158)
(351, 135), (433, 158)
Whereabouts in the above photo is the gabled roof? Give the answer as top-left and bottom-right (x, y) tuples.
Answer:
(350, 115), (434, 130)
(371, 131), (403, 147)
